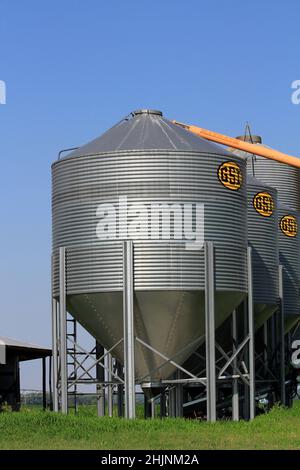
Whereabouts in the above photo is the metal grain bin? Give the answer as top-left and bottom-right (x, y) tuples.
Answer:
(233, 136), (300, 212)
(278, 205), (300, 333)
(231, 136), (300, 332)
(247, 175), (279, 330)
(52, 109), (248, 380)
(184, 174), (279, 374)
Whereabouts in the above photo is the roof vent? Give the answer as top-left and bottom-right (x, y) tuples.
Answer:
(132, 109), (163, 116)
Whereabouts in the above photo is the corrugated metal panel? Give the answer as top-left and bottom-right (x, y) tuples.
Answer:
(52, 151), (247, 296)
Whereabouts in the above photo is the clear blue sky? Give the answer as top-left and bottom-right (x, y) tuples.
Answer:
(1, 0), (300, 388)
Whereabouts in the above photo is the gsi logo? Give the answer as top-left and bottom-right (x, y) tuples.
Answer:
(253, 192), (274, 217)
(291, 340), (300, 367)
(217, 161), (242, 191)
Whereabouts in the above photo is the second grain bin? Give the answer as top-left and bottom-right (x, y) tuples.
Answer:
(231, 135), (300, 333)
(186, 173), (279, 371)
(236, 135), (300, 211)
(278, 205), (300, 332)
(246, 176), (279, 330)
(52, 109), (248, 380)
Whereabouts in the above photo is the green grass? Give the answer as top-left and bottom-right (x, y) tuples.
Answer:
(0, 402), (300, 450)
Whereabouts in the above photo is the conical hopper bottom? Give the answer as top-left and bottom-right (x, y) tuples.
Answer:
(67, 290), (245, 380)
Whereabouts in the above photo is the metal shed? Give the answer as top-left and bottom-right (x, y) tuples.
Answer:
(0, 337), (51, 411)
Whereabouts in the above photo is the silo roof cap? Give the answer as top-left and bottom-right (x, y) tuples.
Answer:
(132, 109), (163, 116)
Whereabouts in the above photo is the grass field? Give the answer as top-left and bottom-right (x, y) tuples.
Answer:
(0, 402), (300, 450)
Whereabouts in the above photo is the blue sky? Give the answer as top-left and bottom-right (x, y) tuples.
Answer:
(1, 0), (300, 388)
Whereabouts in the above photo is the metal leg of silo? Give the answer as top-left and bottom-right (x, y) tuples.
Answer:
(278, 265), (286, 406)
(51, 297), (59, 412)
(117, 388), (123, 417)
(151, 397), (155, 419)
(107, 352), (114, 417)
(116, 361), (124, 417)
(247, 246), (255, 421)
(144, 396), (151, 419)
(114, 360), (123, 417)
(48, 356), (52, 409)
(160, 388), (166, 418)
(271, 314), (276, 359)
(96, 342), (105, 417)
(263, 321), (268, 377)
(243, 301), (250, 420)
(59, 246), (68, 414)
(175, 371), (183, 417)
(42, 357), (47, 410)
(232, 309), (239, 421)
(123, 241), (136, 419)
(168, 385), (176, 417)
(205, 241), (216, 423)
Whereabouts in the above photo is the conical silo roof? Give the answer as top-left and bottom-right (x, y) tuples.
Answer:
(63, 109), (233, 158)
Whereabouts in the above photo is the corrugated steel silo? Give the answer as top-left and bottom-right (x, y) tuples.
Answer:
(246, 175), (279, 330)
(278, 205), (300, 333)
(52, 109), (248, 380)
(184, 173), (279, 375)
(231, 135), (300, 333)
(235, 135), (300, 212)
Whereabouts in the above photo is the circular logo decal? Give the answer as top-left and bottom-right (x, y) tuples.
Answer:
(218, 161), (242, 191)
(253, 192), (274, 217)
(280, 215), (298, 238)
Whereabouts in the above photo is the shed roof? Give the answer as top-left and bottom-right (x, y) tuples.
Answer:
(0, 336), (51, 361)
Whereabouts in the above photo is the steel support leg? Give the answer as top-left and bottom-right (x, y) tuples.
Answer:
(278, 265), (286, 405)
(247, 246), (255, 420)
(42, 357), (47, 410)
(175, 371), (183, 418)
(271, 314), (276, 358)
(144, 396), (152, 419)
(48, 356), (52, 410)
(96, 342), (105, 417)
(107, 352), (113, 417)
(59, 247), (68, 414)
(263, 321), (268, 377)
(168, 386), (176, 417)
(232, 309), (239, 421)
(160, 388), (166, 418)
(51, 297), (59, 412)
(150, 398), (155, 419)
(116, 361), (123, 417)
(205, 241), (216, 422)
(123, 241), (135, 419)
